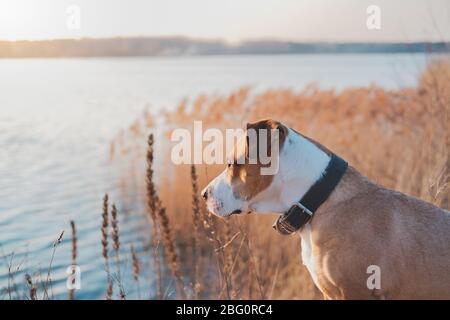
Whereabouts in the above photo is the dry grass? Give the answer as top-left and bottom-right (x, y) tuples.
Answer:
(130, 244), (141, 298)
(25, 274), (36, 301)
(109, 58), (449, 300)
(42, 231), (64, 300)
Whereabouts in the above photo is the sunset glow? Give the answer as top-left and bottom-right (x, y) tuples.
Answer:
(0, 0), (449, 42)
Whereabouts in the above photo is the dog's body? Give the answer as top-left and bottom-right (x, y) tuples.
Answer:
(300, 166), (450, 299)
(202, 119), (450, 299)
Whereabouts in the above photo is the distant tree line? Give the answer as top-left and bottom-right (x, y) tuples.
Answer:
(0, 37), (449, 58)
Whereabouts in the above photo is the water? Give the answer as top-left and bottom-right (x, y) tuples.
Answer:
(0, 53), (434, 299)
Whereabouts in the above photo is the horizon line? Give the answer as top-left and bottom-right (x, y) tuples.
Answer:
(1, 36), (449, 45)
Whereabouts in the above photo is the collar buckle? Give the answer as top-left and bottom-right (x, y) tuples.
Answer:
(272, 202), (313, 235)
(292, 202), (313, 216)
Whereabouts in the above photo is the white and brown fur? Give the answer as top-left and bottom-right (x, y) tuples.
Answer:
(202, 119), (450, 299)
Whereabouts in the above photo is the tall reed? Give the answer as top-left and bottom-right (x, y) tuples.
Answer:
(190, 165), (201, 299)
(68, 220), (77, 300)
(145, 133), (162, 299)
(111, 203), (126, 299)
(43, 231), (64, 300)
(101, 194), (113, 299)
(25, 274), (37, 300)
(130, 244), (141, 299)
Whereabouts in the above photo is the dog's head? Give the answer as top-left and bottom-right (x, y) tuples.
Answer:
(201, 119), (288, 218)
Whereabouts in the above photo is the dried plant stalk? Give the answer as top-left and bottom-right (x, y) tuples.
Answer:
(190, 164), (201, 299)
(43, 230), (64, 300)
(130, 244), (141, 298)
(111, 203), (126, 300)
(146, 133), (162, 299)
(101, 194), (113, 300)
(68, 220), (77, 300)
(25, 274), (37, 300)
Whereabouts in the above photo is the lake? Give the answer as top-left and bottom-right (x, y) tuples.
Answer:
(0, 53), (435, 299)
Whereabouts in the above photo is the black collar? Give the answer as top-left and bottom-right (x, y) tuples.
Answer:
(273, 154), (348, 235)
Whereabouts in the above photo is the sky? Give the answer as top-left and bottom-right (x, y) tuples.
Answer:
(0, 0), (449, 42)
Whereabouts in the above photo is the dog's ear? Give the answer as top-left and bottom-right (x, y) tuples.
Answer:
(245, 119), (288, 160)
(246, 119), (287, 133)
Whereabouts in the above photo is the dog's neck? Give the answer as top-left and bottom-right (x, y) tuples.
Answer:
(316, 165), (378, 214)
(249, 128), (332, 214)
(277, 129), (334, 211)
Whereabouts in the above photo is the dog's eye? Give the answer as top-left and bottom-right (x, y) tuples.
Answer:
(227, 163), (232, 168)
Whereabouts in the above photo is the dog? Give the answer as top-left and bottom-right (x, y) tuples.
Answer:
(201, 119), (450, 299)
